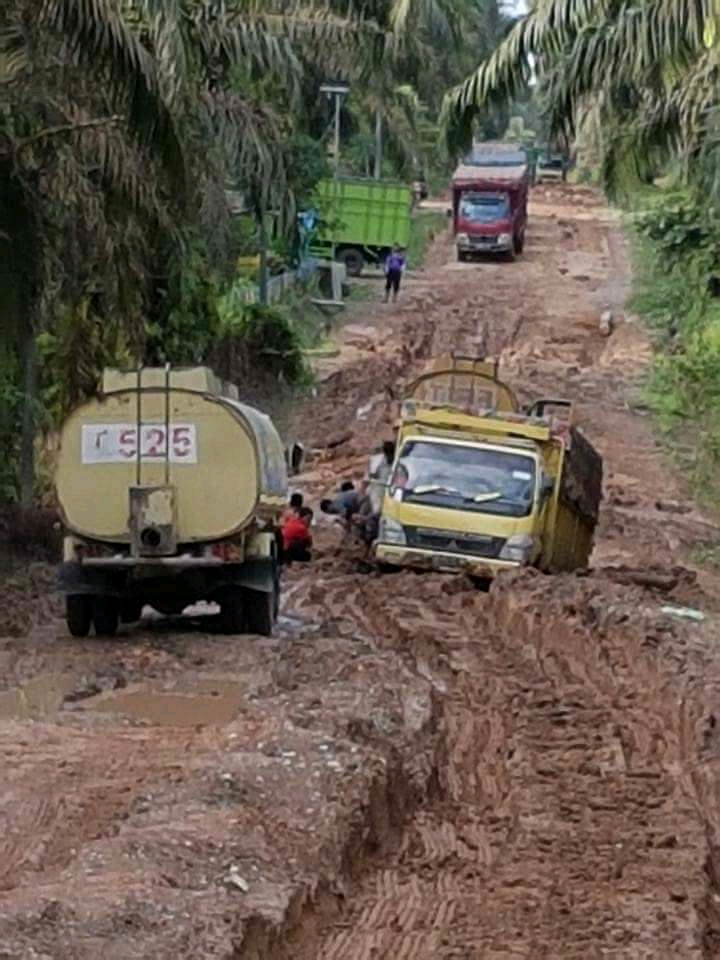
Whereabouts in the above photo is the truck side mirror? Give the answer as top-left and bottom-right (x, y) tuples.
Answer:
(541, 475), (555, 500)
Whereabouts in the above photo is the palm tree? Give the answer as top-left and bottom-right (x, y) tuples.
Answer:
(0, 0), (365, 503)
(442, 0), (716, 197)
(1, 0), (185, 503)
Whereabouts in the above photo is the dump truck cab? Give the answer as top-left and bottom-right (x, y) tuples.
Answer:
(451, 143), (529, 261)
(56, 366), (287, 638)
(374, 355), (602, 578)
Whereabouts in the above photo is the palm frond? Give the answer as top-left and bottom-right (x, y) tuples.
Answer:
(442, 0), (715, 155)
(39, 0), (185, 188)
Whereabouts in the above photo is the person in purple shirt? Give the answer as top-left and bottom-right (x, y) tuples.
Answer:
(384, 244), (406, 302)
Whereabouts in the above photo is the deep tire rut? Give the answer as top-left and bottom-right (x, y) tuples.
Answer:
(288, 575), (716, 960)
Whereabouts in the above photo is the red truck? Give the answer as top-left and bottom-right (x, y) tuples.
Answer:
(451, 142), (529, 261)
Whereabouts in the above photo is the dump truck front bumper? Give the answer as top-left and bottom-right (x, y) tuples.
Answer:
(456, 233), (512, 254)
(374, 543), (519, 578)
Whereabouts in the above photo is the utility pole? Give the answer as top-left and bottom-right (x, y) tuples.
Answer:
(258, 207), (268, 306)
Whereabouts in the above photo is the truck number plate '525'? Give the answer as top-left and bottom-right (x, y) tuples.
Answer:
(81, 424), (198, 464)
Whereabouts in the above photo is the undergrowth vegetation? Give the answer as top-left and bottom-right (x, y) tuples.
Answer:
(629, 189), (720, 499)
(407, 211), (448, 267)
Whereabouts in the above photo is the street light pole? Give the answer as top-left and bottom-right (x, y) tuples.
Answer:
(333, 92), (342, 178)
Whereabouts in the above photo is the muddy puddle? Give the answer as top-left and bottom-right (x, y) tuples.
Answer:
(88, 676), (246, 726)
(0, 672), (76, 721)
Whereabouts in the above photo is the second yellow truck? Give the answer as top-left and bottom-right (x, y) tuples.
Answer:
(374, 355), (602, 578)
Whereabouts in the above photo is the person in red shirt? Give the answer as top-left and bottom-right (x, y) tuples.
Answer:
(282, 506), (313, 563)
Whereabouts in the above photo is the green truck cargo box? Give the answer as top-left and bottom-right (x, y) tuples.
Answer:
(310, 178), (412, 275)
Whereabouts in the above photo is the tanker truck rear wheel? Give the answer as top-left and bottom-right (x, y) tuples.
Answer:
(93, 598), (119, 638)
(66, 595), (92, 638)
(219, 590), (244, 635)
(243, 586), (275, 637)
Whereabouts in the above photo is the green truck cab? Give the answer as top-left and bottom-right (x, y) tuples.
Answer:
(309, 178), (412, 276)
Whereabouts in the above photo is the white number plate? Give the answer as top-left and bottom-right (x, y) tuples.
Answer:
(81, 423), (197, 464)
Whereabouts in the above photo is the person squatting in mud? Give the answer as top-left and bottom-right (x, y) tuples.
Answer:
(384, 244), (406, 303)
(282, 505), (314, 563)
(320, 441), (397, 548)
(320, 480), (375, 547)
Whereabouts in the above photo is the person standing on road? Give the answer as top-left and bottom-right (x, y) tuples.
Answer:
(384, 245), (406, 303)
(367, 440), (396, 514)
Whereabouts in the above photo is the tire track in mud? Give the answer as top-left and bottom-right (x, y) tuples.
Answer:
(287, 573), (717, 960)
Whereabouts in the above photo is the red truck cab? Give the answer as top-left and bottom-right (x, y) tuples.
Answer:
(451, 143), (529, 261)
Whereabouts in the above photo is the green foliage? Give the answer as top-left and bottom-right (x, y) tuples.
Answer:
(151, 243), (223, 365)
(287, 133), (331, 209)
(407, 210), (447, 267)
(215, 282), (325, 385)
(630, 188), (720, 499)
(0, 352), (23, 502)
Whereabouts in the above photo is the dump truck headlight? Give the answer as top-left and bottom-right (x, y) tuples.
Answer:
(498, 233), (512, 247)
(455, 233), (469, 246)
(499, 534), (536, 564)
(378, 517), (406, 545)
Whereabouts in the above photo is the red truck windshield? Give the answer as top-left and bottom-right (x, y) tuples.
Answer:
(459, 192), (510, 223)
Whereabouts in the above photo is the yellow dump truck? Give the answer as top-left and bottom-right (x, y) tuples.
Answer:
(374, 354), (602, 578)
(55, 366), (287, 637)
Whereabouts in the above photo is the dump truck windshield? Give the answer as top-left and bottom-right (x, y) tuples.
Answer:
(459, 193), (510, 223)
(392, 441), (536, 517)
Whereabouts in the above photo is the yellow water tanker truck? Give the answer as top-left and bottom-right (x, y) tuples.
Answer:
(374, 354), (602, 578)
(55, 366), (287, 638)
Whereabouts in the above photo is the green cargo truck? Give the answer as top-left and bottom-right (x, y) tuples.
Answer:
(310, 178), (412, 276)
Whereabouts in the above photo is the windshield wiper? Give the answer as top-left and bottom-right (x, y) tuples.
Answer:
(410, 484), (463, 497)
(465, 491), (502, 503)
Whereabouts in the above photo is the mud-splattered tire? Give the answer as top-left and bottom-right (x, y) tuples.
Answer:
(93, 599), (119, 638)
(219, 590), (244, 635)
(457, 250), (469, 263)
(66, 595), (92, 638)
(244, 586), (275, 637)
(337, 247), (364, 277)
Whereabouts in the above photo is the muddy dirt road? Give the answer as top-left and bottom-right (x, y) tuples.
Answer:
(2, 184), (720, 959)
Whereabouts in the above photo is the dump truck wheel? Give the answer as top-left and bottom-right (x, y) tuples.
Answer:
(93, 599), (119, 638)
(337, 247), (364, 277)
(66, 595), (92, 638)
(219, 590), (244, 635)
(244, 587), (275, 637)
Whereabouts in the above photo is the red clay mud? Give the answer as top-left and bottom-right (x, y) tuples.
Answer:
(1, 184), (719, 959)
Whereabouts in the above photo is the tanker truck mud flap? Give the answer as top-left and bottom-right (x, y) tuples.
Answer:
(216, 558), (278, 637)
(59, 561), (127, 597)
